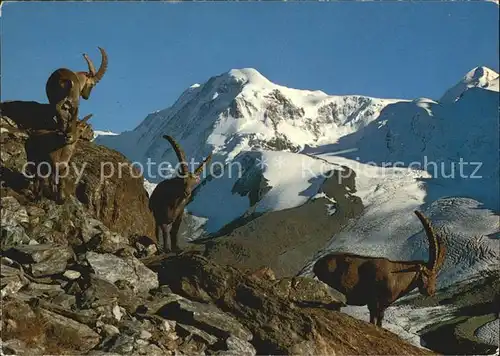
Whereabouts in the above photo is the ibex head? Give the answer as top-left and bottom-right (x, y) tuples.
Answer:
(65, 114), (93, 144)
(162, 135), (212, 191)
(77, 47), (108, 99)
(414, 210), (446, 297)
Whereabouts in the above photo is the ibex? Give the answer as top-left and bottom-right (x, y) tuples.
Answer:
(149, 135), (212, 253)
(45, 47), (107, 130)
(313, 210), (446, 327)
(24, 113), (93, 203)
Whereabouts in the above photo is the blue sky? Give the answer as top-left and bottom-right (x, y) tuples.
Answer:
(1, 2), (498, 133)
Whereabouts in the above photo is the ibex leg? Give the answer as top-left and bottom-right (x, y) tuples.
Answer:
(32, 177), (42, 201)
(170, 216), (182, 253)
(376, 308), (386, 327)
(155, 224), (163, 251)
(160, 224), (171, 253)
(368, 303), (378, 325)
(55, 163), (69, 204)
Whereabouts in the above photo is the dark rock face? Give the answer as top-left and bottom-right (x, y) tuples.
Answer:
(70, 140), (155, 238)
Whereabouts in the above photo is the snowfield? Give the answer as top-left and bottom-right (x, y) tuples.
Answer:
(187, 150), (340, 234)
(96, 65), (500, 348)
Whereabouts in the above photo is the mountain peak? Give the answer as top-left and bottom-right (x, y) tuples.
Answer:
(226, 68), (271, 86)
(440, 66), (499, 103)
(464, 66), (498, 84)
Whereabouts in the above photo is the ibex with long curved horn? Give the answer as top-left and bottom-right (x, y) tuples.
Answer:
(313, 210), (446, 327)
(45, 47), (107, 130)
(149, 135), (212, 253)
(24, 113), (93, 203)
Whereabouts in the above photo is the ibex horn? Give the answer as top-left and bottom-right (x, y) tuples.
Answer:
(194, 154), (212, 176)
(94, 47), (108, 82)
(81, 114), (93, 123)
(83, 53), (96, 76)
(414, 210), (440, 271)
(163, 135), (188, 175)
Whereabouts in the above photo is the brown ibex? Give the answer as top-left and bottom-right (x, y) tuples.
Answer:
(24, 113), (93, 203)
(45, 47), (107, 130)
(149, 135), (212, 253)
(313, 210), (446, 327)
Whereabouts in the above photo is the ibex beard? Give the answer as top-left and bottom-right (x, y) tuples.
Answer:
(313, 210), (446, 327)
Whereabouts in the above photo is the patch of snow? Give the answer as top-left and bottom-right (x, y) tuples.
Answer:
(143, 179), (157, 196)
(92, 130), (119, 142)
(311, 192), (337, 215)
(476, 318), (500, 348)
(187, 151), (338, 234)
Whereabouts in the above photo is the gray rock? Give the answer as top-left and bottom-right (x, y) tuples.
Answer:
(1, 338), (45, 356)
(139, 330), (152, 340)
(219, 335), (257, 356)
(112, 305), (124, 321)
(158, 296), (252, 341)
(26, 205), (45, 218)
(51, 293), (77, 310)
(81, 276), (120, 308)
(176, 322), (218, 345)
(63, 270), (81, 280)
(107, 334), (135, 354)
(24, 282), (64, 298)
(86, 252), (158, 294)
(1, 260), (26, 297)
(1, 196), (30, 248)
(82, 218), (130, 253)
(273, 277), (346, 307)
(38, 308), (101, 352)
(0, 276), (26, 299)
(141, 344), (165, 356)
(5, 243), (74, 277)
(30, 259), (70, 277)
(102, 324), (120, 337)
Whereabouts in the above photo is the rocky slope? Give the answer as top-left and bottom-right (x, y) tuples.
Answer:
(0, 247), (431, 356)
(1, 108), (155, 240)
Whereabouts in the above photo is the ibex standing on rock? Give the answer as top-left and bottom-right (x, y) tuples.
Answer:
(45, 47), (107, 130)
(24, 113), (93, 203)
(149, 135), (212, 253)
(313, 210), (446, 327)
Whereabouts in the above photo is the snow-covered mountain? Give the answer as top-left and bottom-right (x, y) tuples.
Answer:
(97, 66), (499, 350)
(96, 64), (499, 229)
(95, 68), (400, 180)
(440, 66), (499, 103)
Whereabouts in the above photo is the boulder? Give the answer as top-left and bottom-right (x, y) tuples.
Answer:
(86, 252), (159, 294)
(3, 243), (74, 277)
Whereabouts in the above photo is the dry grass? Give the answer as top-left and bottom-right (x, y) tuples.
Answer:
(2, 306), (82, 355)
